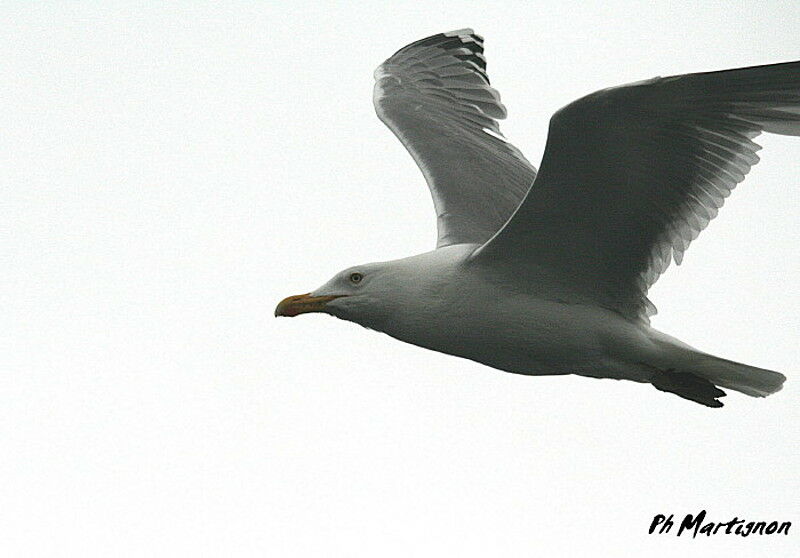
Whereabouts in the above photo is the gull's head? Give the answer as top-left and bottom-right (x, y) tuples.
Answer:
(274, 261), (403, 329)
(275, 246), (471, 331)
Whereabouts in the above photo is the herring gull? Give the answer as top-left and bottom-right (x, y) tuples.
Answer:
(276, 29), (798, 407)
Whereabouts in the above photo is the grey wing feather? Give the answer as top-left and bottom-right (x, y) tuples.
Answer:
(472, 60), (800, 322)
(374, 29), (536, 248)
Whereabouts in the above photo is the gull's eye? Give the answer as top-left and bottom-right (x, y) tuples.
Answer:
(349, 272), (363, 284)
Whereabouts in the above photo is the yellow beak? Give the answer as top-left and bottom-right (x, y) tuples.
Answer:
(274, 293), (345, 317)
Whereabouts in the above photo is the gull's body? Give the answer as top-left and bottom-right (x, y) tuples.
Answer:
(277, 29), (798, 406)
(322, 245), (642, 379)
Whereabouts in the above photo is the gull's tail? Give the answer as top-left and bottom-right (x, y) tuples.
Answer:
(687, 354), (785, 397)
(647, 331), (786, 407)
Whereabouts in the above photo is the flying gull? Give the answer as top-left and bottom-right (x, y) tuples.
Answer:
(276, 29), (798, 407)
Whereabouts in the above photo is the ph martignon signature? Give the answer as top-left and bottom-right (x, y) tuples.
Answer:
(649, 510), (791, 537)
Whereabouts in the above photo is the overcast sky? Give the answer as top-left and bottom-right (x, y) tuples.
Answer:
(2, 2), (799, 557)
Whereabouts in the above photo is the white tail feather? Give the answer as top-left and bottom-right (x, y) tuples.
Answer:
(649, 330), (786, 399)
(689, 354), (786, 397)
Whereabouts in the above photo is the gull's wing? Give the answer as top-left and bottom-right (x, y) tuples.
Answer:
(374, 29), (536, 248)
(472, 60), (800, 322)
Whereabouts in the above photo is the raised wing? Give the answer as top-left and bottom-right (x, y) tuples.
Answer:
(472, 60), (800, 322)
(374, 29), (536, 248)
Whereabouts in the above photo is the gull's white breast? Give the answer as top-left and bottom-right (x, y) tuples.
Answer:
(380, 245), (657, 379)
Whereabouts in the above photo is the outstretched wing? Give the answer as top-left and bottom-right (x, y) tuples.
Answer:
(472, 60), (800, 322)
(374, 29), (536, 248)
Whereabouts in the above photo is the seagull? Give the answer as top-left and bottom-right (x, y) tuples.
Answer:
(276, 29), (798, 407)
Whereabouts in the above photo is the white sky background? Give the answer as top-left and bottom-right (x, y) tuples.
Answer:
(2, 2), (799, 556)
